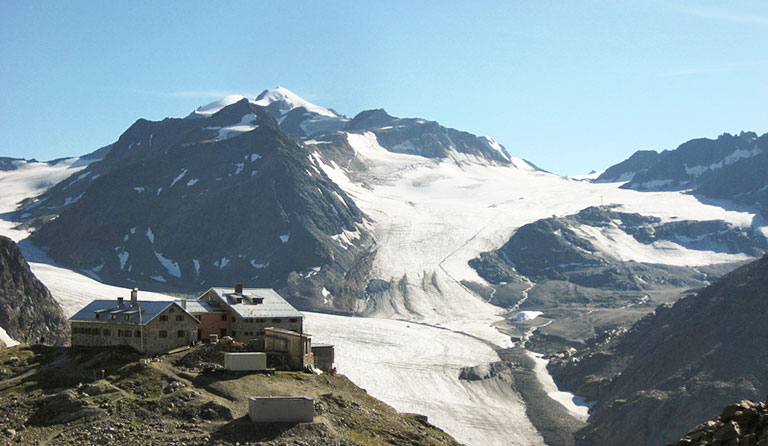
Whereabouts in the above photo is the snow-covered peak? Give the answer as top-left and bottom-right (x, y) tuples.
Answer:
(253, 86), (339, 118)
(190, 95), (247, 118)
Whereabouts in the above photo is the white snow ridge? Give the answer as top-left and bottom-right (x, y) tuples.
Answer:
(253, 86), (338, 118)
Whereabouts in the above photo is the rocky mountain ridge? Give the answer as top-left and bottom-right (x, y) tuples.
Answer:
(548, 254), (768, 446)
(467, 205), (764, 351)
(20, 97), (374, 312)
(0, 236), (68, 346)
(597, 131), (768, 216)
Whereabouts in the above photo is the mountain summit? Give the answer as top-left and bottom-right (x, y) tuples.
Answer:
(253, 86), (342, 119)
(189, 88), (348, 137)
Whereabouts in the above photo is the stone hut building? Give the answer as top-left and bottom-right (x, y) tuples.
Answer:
(70, 289), (199, 355)
(196, 285), (304, 342)
(178, 298), (228, 342)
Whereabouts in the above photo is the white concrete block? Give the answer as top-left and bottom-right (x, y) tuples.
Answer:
(224, 352), (267, 371)
(249, 397), (314, 423)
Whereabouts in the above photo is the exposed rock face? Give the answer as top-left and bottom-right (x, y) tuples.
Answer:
(0, 157), (33, 171)
(549, 255), (768, 446)
(470, 205), (764, 293)
(669, 399), (768, 446)
(0, 236), (69, 345)
(21, 99), (374, 312)
(597, 131), (768, 216)
(344, 108), (517, 164)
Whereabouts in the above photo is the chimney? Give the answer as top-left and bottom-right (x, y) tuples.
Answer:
(117, 297), (124, 307)
(234, 283), (243, 294)
(180, 298), (186, 310)
(130, 288), (138, 306)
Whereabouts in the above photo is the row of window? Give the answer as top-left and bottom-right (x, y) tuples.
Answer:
(159, 315), (186, 322)
(73, 327), (184, 338)
(94, 313), (132, 321)
(241, 318), (299, 324)
(73, 326), (141, 337)
(157, 330), (186, 338)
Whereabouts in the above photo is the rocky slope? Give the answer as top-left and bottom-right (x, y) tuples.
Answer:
(0, 343), (459, 446)
(20, 97), (374, 312)
(597, 131), (768, 216)
(549, 254), (768, 446)
(0, 236), (68, 346)
(342, 108), (518, 164)
(468, 205), (764, 351)
(669, 399), (768, 446)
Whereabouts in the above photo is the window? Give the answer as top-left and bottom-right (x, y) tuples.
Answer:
(117, 329), (123, 337)
(256, 319), (264, 324)
(124, 314), (131, 321)
(220, 328), (226, 337)
(160, 315), (169, 321)
(102, 328), (110, 336)
(169, 308), (175, 313)
(289, 318), (298, 323)
(111, 314), (117, 320)
(176, 315), (183, 321)
(221, 314), (227, 321)
(159, 330), (168, 338)
(124, 330), (132, 338)
(272, 318), (281, 323)
(135, 330), (141, 337)
(177, 330), (185, 338)
(94, 313), (100, 319)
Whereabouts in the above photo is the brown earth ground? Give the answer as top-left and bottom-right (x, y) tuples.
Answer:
(0, 343), (460, 446)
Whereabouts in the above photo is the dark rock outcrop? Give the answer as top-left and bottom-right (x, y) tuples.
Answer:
(669, 399), (768, 446)
(345, 109), (515, 164)
(0, 236), (69, 345)
(470, 205), (764, 291)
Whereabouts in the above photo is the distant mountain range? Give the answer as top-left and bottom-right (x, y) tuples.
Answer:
(597, 131), (768, 217)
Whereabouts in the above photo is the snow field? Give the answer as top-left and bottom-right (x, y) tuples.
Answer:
(332, 132), (761, 317)
(306, 312), (545, 446)
(0, 158), (89, 241)
(528, 352), (591, 421)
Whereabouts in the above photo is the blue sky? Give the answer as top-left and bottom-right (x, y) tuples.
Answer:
(1, 1), (767, 175)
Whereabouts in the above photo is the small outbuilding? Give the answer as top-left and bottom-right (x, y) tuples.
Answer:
(311, 344), (335, 372)
(264, 327), (313, 370)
